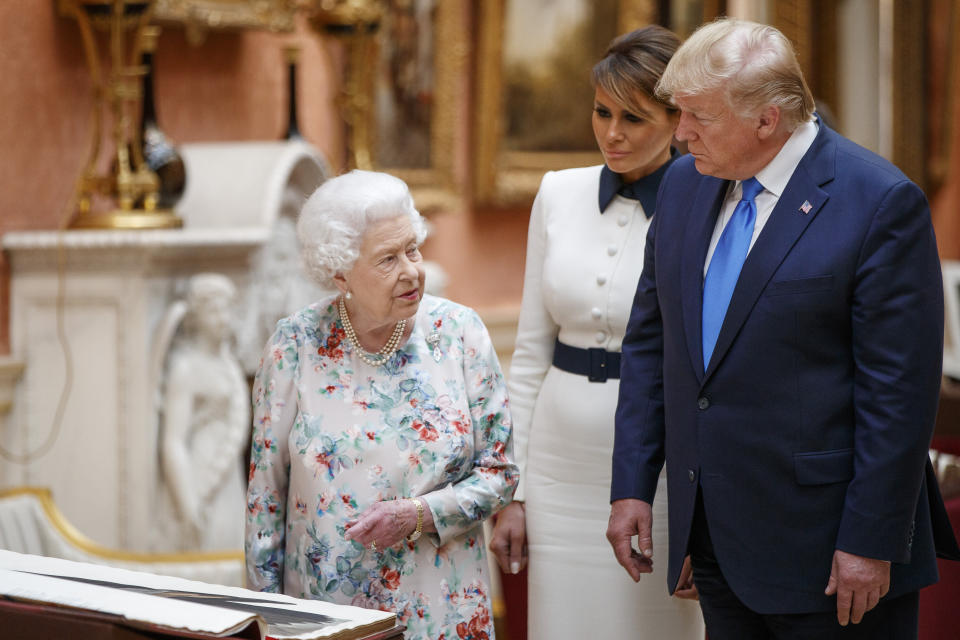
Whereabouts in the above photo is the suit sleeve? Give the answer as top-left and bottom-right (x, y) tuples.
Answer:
(506, 173), (560, 502)
(611, 181), (667, 504)
(838, 179), (943, 563)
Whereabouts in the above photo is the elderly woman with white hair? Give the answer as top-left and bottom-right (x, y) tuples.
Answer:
(245, 170), (518, 640)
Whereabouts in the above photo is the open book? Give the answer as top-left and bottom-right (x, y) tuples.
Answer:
(0, 550), (397, 640)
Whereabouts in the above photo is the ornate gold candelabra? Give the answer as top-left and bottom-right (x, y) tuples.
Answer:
(59, 0), (182, 229)
(308, 0), (383, 171)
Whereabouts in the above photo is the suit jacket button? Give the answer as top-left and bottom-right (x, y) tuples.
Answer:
(688, 470), (696, 483)
(697, 397), (710, 410)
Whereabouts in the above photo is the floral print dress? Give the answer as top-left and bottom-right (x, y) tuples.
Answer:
(245, 294), (518, 640)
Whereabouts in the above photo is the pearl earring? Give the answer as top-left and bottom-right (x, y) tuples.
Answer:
(345, 291), (352, 300)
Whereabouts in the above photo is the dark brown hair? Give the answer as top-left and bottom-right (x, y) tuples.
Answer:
(592, 25), (681, 114)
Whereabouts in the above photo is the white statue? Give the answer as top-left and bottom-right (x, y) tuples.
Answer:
(153, 273), (249, 551)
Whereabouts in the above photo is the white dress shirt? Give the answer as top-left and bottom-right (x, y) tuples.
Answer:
(704, 119), (819, 275)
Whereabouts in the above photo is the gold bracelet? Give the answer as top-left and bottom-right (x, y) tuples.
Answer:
(406, 497), (423, 542)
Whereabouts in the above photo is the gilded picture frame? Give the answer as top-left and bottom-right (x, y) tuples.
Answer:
(473, 0), (659, 206)
(472, 0), (731, 206)
(153, 0), (297, 43)
(370, 0), (468, 214)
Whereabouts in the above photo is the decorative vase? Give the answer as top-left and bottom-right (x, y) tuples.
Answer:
(139, 25), (186, 210)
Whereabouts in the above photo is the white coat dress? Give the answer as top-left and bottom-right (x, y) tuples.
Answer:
(508, 164), (704, 639)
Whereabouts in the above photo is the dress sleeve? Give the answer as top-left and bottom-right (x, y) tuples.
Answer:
(420, 308), (520, 546)
(244, 319), (299, 592)
(505, 173), (559, 501)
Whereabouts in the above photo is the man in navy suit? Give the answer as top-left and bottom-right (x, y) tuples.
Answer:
(606, 18), (959, 639)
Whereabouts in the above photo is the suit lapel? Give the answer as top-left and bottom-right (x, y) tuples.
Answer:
(681, 176), (729, 382)
(703, 127), (836, 380)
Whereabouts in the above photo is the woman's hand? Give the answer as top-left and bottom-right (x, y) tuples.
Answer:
(490, 501), (527, 574)
(673, 555), (698, 600)
(344, 498), (433, 550)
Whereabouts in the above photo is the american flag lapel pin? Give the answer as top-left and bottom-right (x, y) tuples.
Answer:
(799, 200), (813, 214)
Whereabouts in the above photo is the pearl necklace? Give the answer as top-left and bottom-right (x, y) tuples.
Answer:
(338, 296), (407, 367)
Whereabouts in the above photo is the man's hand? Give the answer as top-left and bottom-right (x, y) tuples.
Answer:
(674, 555), (698, 600)
(824, 549), (891, 625)
(490, 501), (527, 574)
(606, 498), (654, 582)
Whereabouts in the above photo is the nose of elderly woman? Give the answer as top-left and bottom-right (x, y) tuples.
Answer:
(400, 252), (422, 283)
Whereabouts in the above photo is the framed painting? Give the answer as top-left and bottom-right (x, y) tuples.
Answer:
(472, 0), (724, 206)
(370, 0), (469, 213)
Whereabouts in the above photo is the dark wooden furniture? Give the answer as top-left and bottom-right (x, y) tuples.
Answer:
(936, 381), (960, 438)
(0, 598), (405, 640)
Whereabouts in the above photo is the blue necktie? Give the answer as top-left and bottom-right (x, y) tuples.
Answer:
(702, 177), (764, 370)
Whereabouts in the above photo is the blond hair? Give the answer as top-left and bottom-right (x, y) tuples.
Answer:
(655, 18), (815, 130)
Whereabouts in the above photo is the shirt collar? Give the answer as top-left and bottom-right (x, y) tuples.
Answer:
(752, 118), (819, 198)
(598, 147), (679, 217)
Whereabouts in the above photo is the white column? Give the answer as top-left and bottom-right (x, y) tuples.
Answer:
(838, 0), (881, 154)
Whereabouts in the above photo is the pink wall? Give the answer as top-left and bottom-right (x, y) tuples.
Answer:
(0, 3), (530, 357)
(423, 206), (528, 310)
(1, 3), (96, 234)
(0, 5), (347, 353)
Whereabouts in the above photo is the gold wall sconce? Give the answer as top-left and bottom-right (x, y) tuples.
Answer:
(58, 0), (182, 229)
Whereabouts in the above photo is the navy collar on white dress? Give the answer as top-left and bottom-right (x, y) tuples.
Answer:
(598, 147), (679, 217)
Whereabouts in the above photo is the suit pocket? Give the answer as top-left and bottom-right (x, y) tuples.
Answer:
(765, 275), (834, 296)
(794, 448), (854, 485)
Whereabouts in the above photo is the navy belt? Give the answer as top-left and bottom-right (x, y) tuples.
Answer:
(552, 339), (621, 382)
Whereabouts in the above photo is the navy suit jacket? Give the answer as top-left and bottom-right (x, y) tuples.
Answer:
(612, 121), (960, 614)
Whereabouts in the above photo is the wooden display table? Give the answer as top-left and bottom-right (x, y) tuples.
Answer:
(0, 600), (405, 639)
(0, 550), (402, 640)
